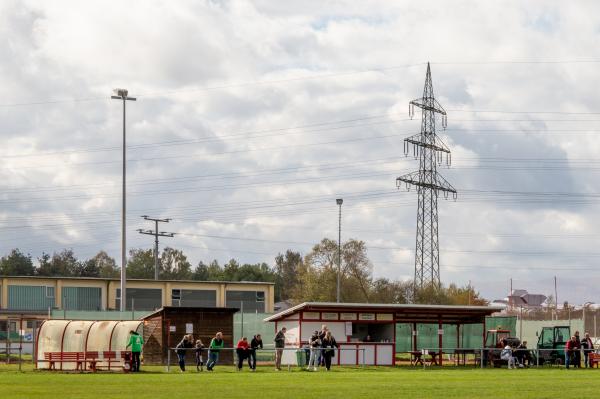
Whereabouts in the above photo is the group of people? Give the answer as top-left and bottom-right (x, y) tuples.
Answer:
(565, 331), (595, 369)
(175, 331), (224, 372)
(500, 339), (532, 369)
(235, 335), (263, 371)
(499, 330), (596, 369)
(307, 324), (339, 371)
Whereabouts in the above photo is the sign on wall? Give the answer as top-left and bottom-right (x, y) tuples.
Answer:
(376, 314), (393, 321)
(322, 312), (338, 320)
(186, 323), (193, 334)
(340, 313), (357, 320)
(303, 312), (320, 320)
(359, 313), (375, 321)
(345, 322), (353, 336)
(169, 325), (176, 332)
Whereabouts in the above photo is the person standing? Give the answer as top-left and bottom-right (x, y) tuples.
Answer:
(274, 327), (287, 371)
(175, 334), (193, 372)
(581, 332), (595, 368)
(236, 337), (250, 371)
(321, 331), (338, 371)
(307, 330), (321, 371)
(565, 335), (576, 369)
(125, 330), (144, 372)
(574, 331), (582, 368)
(249, 334), (263, 371)
(318, 325), (328, 367)
(206, 332), (224, 371)
(195, 339), (205, 372)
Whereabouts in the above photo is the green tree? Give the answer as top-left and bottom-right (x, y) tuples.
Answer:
(36, 249), (78, 276)
(297, 238), (373, 303)
(193, 261), (211, 280)
(274, 250), (302, 301)
(126, 248), (154, 279)
(160, 247), (193, 280)
(0, 249), (35, 276)
(79, 251), (119, 278)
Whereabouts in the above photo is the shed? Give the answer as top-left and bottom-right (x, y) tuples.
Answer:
(264, 302), (502, 366)
(141, 306), (238, 365)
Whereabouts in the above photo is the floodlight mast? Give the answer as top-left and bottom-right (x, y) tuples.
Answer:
(111, 88), (136, 311)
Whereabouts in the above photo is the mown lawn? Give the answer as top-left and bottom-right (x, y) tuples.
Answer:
(1, 364), (599, 398)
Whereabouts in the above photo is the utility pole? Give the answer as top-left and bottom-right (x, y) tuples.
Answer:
(396, 63), (457, 290)
(111, 88), (136, 311)
(137, 216), (174, 280)
(336, 198), (343, 303)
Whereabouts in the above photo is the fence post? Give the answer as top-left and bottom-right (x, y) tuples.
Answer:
(480, 348), (484, 369)
(167, 348), (171, 372)
(362, 348), (365, 368)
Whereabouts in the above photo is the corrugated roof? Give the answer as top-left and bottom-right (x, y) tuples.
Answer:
(264, 302), (503, 323)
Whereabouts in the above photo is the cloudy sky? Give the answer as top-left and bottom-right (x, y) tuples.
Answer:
(1, 0), (600, 304)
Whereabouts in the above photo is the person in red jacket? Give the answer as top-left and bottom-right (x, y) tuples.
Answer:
(236, 337), (250, 371)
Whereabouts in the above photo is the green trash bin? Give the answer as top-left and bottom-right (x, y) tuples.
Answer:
(296, 349), (306, 367)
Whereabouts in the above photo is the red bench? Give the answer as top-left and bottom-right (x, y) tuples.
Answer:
(44, 352), (86, 371)
(43, 351), (132, 372)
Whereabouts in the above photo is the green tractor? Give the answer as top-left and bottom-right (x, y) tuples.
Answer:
(536, 325), (570, 365)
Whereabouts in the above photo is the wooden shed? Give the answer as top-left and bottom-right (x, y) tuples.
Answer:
(141, 306), (238, 365)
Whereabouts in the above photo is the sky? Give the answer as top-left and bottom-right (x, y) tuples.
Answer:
(1, 0), (600, 304)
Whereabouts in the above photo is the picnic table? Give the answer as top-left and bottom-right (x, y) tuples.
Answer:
(410, 350), (441, 366)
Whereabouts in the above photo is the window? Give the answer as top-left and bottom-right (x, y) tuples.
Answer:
(46, 286), (55, 298)
(256, 291), (265, 302)
(172, 289), (216, 307)
(171, 289), (181, 306)
(115, 288), (162, 311)
(226, 290), (265, 312)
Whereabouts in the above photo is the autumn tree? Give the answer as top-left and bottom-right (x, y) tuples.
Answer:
(160, 247), (193, 280)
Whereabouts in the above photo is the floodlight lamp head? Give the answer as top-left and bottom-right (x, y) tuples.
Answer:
(336, 198), (343, 206)
(113, 88), (128, 98)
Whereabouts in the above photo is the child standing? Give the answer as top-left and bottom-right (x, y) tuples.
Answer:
(195, 339), (205, 372)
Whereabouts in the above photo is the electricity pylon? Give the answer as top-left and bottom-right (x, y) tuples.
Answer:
(396, 63), (457, 289)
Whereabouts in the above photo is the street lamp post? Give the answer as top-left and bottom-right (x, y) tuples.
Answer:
(111, 88), (136, 312)
(336, 198), (343, 303)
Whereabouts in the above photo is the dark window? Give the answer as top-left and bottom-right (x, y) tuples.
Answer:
(226, 290), (265, 312)
(116, 288), (162, 311)
(171, 289), (216, 307)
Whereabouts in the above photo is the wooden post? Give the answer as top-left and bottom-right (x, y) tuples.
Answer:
(438, 317), (443, 366)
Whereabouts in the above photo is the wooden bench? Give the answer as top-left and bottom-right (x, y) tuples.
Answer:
(44, 352), (85, 371)
(44, 351), (131, 372)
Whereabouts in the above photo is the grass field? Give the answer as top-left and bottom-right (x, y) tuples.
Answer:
(1, 363), (599, 398)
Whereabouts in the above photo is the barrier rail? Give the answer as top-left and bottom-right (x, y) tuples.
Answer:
(166, 347), (367, 372)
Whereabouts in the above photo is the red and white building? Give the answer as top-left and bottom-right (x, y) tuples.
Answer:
(265, 302), (501, 366)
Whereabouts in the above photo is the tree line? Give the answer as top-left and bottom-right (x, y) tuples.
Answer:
(0, 238), (487, 305)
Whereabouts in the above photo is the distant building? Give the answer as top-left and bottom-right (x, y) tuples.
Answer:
(506, 289), (547, 309)
(0, 276), (274, 319)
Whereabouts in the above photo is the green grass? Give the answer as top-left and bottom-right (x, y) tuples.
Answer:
(1, 363), (599, 398)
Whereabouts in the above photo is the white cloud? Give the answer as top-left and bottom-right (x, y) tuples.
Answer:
(1, 0), (599, 303)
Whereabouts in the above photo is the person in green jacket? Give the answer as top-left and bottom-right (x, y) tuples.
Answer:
(206, 332), (224, 371)
(126, 330), (144, 372)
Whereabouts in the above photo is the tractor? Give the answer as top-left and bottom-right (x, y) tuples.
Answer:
(536, 325), (570, 365)
(483, 329), (520, 367)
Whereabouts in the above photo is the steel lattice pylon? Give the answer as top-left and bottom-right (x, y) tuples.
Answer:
(396, 63), (457, 289)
